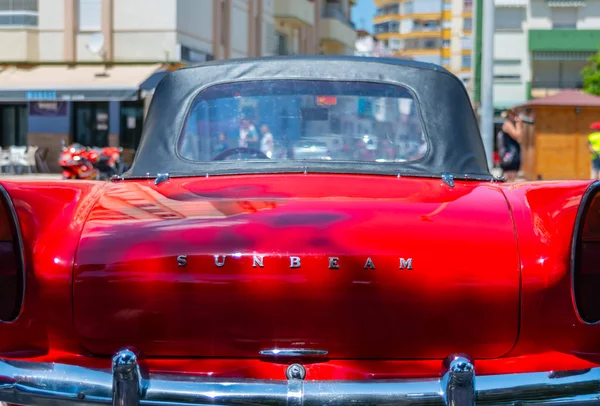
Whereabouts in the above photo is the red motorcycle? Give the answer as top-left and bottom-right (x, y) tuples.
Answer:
(59, 142), (122, 180)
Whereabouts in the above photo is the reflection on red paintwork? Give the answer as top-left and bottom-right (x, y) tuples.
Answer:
(74, 175), (521, 360)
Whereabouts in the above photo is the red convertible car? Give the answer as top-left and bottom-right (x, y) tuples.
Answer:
(0, 56), (599, 405)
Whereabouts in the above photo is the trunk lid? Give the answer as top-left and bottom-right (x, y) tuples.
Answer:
(73, 174), (520, 359)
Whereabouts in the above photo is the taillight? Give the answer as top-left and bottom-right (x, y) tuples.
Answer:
(0, 185), (24, 322)
(573, 181), (600, 323)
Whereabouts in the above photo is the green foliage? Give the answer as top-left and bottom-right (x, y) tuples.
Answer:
(582, 51), (600, 96)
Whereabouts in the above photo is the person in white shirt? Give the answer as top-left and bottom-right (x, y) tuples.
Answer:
(239, 119), (259, 149)
(260, 124), (274, 158)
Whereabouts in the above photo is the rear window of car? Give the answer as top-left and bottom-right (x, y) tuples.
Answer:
(178, 80), (427, 164)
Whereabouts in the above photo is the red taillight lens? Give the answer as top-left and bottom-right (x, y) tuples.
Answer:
(573, 182), (600, 323)
(0, 185), (24, 322)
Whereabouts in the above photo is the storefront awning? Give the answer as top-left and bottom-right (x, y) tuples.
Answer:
(0, 64), (164, 102)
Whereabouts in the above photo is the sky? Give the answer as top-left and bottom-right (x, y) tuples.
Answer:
(351, 0), (376, 33)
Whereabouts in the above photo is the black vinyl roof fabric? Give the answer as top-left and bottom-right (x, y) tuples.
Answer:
(128, 56), (491, 180)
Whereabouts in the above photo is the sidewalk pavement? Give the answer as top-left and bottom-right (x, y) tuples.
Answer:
(0, 173), (62, 181)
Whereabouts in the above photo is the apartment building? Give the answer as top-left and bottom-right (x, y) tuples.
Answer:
(373, 0), (473, 84)
(472, 0), (600, 111)
(0, 0), (356, 171)
(274, 0), (357, 56)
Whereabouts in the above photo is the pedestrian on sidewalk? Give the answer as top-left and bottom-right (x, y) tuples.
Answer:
(588, 122), (600, 180)
(497, 109), (523, 182)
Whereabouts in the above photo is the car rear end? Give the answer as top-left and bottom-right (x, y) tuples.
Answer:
(0, 177), (599, 405)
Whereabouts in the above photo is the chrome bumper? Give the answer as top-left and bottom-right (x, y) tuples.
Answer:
(1, 351), (600, 406)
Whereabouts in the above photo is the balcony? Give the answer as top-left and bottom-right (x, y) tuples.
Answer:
(530, 79), (583, 98)
(546, 0), (586, 7)
(494, 0), (527, 6)
(274, 0), (315, 28)
(319, 5), (357, 50)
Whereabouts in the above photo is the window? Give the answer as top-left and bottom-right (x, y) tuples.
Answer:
(78, 0), (101, 31)
(403, 1), (413, 14)
(463, 0), (473, 12)
(220, 0), (227, 45)
(413, 0), (442, 14)
(462, 55), (472, 68)
(119, 101), (145, 151)
(443, 1), (452, 10)
(376, 4), (399, 15)
(463, 18), (472, 31)
(0, 104), (27, 147)
(73, 102), (109, 147)
(375, 21), (399, 33)
(0, 0), (38, 27)
(495, 8), (524, 30)
(417, 20), (439, 30)
(276, 32), (288, 55)
(552, 8), (577, 29)
(494, 74), (521, 81)
(442, 39), (451, 48)
(424, 39), (437, 48)
(442, 58), (450, 66)
(389, 38), (402, 50)
(178, 80), (428, 164)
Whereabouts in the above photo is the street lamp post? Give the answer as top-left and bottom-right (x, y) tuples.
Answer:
(480, 0), (495, 170)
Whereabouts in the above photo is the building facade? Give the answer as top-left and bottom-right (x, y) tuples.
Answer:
(373, 0), (473, 84)
(472, 0), (600, 111)
(0, 0), (356, 171)
(274, 0), (357, 56)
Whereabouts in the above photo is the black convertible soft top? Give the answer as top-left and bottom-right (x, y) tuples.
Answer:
(128, 56), (492, 180)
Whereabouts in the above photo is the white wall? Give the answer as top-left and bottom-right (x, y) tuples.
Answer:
(38, 0), (64, 30)
(413, 54), (441, 65)
(527, 0), (552, 29)
(176, 0), (213, 57)
(494, 82), (525, 106)
(577, 2), (600, 28)
(262, 0), (275, 56)
(113, 0), (177, 30)
(38, 0), (64, 61)
(0, 31), (38, 61)
(112, 0), (178, 62)
(413, 0), (442, 14)
(177, 0), (213, 43)
(493, 6), (527, 107)
(231, 0), (249, 57)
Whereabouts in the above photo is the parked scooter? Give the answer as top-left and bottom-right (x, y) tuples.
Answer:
(59, 141), (122, 180)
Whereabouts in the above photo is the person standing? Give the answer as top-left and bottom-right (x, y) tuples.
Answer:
(497, 109), (523, 182)
(588, 122), (600, 180)
(239, 119), (259, 149)
(260, 124), (274, 158)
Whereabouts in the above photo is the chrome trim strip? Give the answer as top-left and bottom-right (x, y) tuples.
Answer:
(1, 354), (600, 405)
(259, 348), (329, 357)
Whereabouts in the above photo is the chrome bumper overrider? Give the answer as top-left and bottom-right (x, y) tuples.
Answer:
(1, 351), (600, 406)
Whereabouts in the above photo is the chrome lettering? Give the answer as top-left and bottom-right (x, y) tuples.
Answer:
(177, 255), (187, 267)
(253, 255), (264, 268)
(364, 257), (375, 269)
(214, 255), (226, 267)
(328, 257), (339, 269)
(400, 258), (413, 270)
(290, 256), (301, 268)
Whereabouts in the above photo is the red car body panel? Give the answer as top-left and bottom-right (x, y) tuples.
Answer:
(0, 176), (598, 380)
(73, 175), (520, 359)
